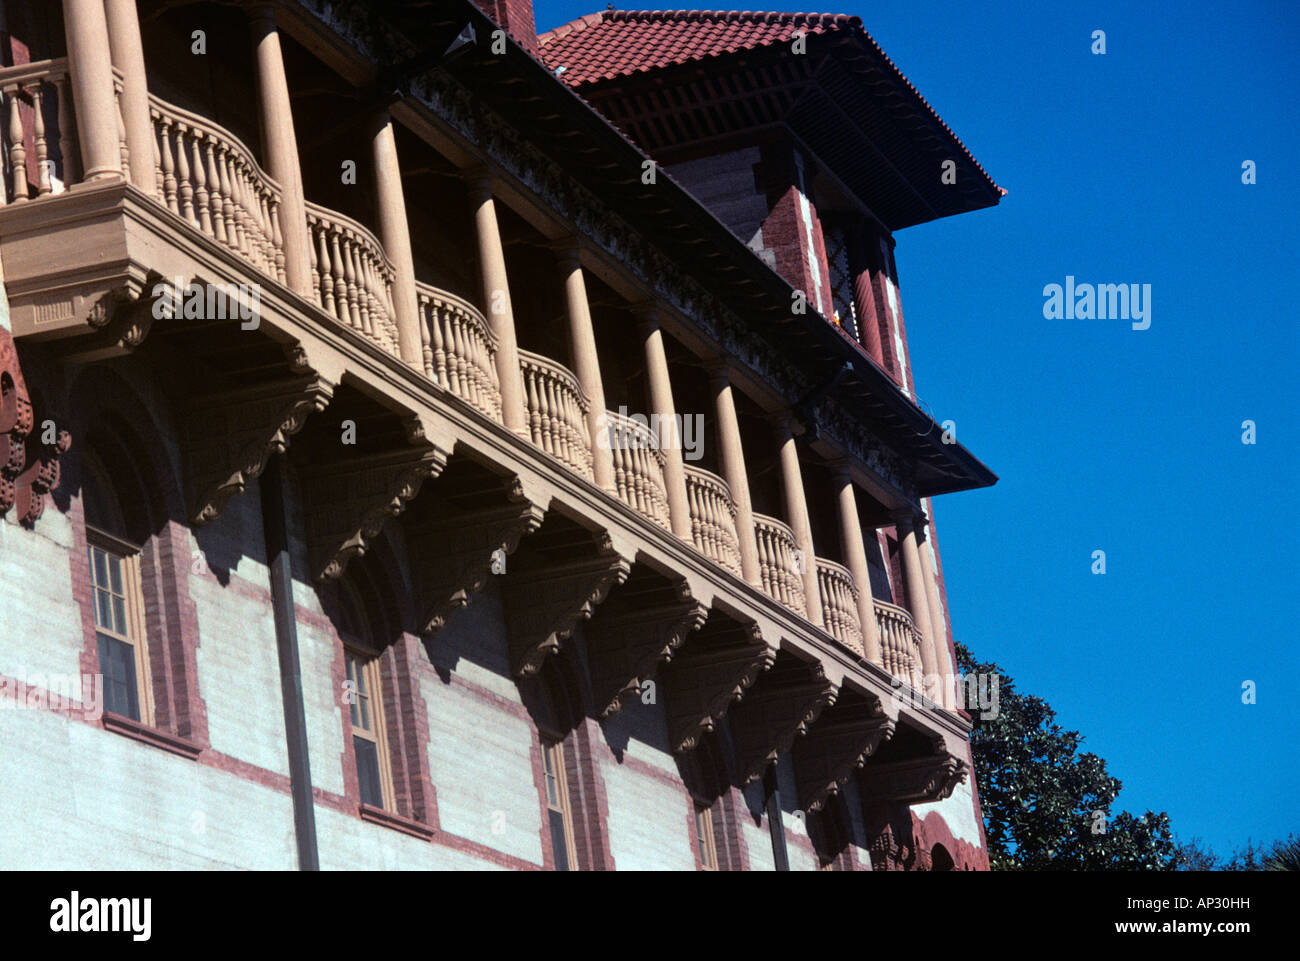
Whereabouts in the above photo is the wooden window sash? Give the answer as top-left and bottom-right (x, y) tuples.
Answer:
(345, 645), (395, 813)
(543, 740), (578, 870)
(87, 526), (153, 727)
(695, 802), (718, 871)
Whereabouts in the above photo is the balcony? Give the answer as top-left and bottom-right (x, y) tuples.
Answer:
(0, 56), (936, 703)
(753, 512), (806, 617)
(606, 408), (670, 530)
(683, 464), (740, 576)
(815, 557), (862, 655)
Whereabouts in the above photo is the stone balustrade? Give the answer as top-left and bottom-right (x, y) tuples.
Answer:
(417, 282), (501, 423)
(604, 408), (670, 529)
(684, 464), (741, 575)
(753, 512), (806, 616)
(519, 349), (592, 479)
(816, 557), (863, 655)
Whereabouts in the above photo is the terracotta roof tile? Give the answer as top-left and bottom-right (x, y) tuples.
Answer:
(539, 9), (1003, 197)
(540, 10), (854, 84)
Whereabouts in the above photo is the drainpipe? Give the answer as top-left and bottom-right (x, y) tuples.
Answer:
(260, 451), (319, 870)
(763, 764), (790, 872)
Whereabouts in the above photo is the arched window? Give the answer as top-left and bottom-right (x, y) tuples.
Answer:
(931, 842), (955, 872)
(82, 450), (153, 725)
(680, 730), (733, 871)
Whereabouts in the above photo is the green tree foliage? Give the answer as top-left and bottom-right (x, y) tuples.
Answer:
(954, 642), (1179, 870)
(1176, 833), (1300, 870)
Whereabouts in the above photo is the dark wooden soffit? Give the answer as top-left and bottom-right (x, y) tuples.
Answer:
(571, 33), (1003, 230)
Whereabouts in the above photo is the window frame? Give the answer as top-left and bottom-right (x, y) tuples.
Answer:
(86, 524), (154, 727)
(343, 642), (396, 814)
(541, 738), (578, 871)
(694, 801), (719, 871)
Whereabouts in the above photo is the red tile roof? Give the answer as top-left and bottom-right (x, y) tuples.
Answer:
(539, 9), (1004, 198)
(539, 10), (857, 84)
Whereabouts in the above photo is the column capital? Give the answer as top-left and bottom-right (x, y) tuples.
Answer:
(892, 507), (927, 535)
(463, 166), (494, 199)
(827, 458), (853, 484)
(547, 236), (583, 269)
(704, 355), (732, 386)
(243, 1), (281, 24)
(632, 302), (660, 333)
(768, 408), (798, 437)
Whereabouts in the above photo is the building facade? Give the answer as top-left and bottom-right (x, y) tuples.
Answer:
(0, 0), (1001, 870)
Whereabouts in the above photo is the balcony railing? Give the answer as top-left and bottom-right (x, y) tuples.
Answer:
(874, 598), (923, 689)
(753, 512), (806, 616)
(6, 64), (943, 685)
(0, 58), (75, 203)
(417, 282), (501, 423)
(605, 409), (670, 530)
(519, 349), (592, 480)
(684, 464), (741, 575)
(149, 92), (287, 285)
(816, 558), (863, 655)
(307, 201), (398, 355)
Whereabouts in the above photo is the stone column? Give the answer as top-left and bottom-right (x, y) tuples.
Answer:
(845, 218), (884, 366)
(249, 3), (311, 294)
(554, 241), (613, 490)
(466, 173), (526, 434)
(636, 308), (690, 540)
(773, 414), (822, 627)
(918, 511), (956, 708)
(103, 0), (153, 194)
(370, 111), (421, 367)
(831, 463), (881, 665)
(62, 0), (122, 182)
(894, 510), (938, 681)
(707, 360), (760, 586)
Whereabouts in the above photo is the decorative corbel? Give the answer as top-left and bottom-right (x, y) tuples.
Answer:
(727, 658), (838, 785)
(860, 752), (968, 805)
(408, 474), (545, 635)
(585, 579), (709, 719)
(502, 532), (631, 677)
(181, 374), (335, 526)
(0, 328), (69, 527)
(303, 435), (448, 582)
(661, 620), (775, 753)
(793, 695), (897, 813)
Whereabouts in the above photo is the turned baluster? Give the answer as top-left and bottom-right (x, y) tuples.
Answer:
(328, 227), (348, 325)
(269, 197), (285, 283)
(7, 84), (29, 202)
(189, 135), (210, 235)
(420, 299), (437, 380)
(53, 74), (79, 187)
(313, 225), (333, 314)
(202, 139), (225, 244)
(156, 117), (177, 212)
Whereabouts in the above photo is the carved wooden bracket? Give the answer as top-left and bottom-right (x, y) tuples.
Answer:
(661, 620), (775, 753)
(304, 440), (448, 582)
(56, 280), (162, 365)
(793, 699), (896, 813)
(181, 375), (334, 526)
(585, 581), (708, 720)
(860, 753), (968, 805)
(409, 475), (545, 635)
(0, 328), (70, 527)
(728, 659), (838, 785)
(502, 534), (631, 678)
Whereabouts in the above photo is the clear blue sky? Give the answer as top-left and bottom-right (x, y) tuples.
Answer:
(531, 1), (1300, 857)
